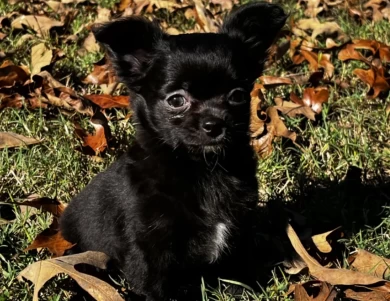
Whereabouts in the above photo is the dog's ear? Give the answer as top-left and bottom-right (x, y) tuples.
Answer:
(221, 2), (287, 71)
(92, 17), (165, 89)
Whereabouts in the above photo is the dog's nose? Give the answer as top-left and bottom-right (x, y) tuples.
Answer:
(201, 118), (225, 138)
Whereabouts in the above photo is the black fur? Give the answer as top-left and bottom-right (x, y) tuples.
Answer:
(60, 2), (286, 300)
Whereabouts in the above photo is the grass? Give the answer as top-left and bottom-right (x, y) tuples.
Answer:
(1, 0), (389, 300)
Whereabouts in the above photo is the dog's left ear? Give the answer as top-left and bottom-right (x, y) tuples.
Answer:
(221, 2), (287, 72)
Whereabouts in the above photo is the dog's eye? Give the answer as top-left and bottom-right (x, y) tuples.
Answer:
(228, 89), (248, 106)
(167, 95), (187, 108)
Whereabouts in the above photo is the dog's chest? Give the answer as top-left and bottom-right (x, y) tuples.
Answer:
(209, 222), (229, 262)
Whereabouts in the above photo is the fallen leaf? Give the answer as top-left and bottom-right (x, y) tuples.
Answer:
(301, 87), (329, 114)
(295, 18), (346, 43)
(275, 97), (316, 121)
(364, 0), (390, 22)
(18, 251), (124, 301)
(82, 32), (100, 53)
(210, 0), (233, 10)
(259, 76), (293, 88)
(45, 1), (67, 14)
(31, 43), (53, 75)
(284, 256), (308, 275)
(0, 93), (24, 111)
(0, 61), (30, 87)
(82, 57), (116, 85)
(349, 249), (390, 279)
(0, 132), (41, 149)
(294, 284), (311, 300)
(353, 67), (390, 99)
(14, 195), (66, 217)
(85, 95), (129, 109)
(25, 229), (75, 257)
(286, 223), (390, 288)
(193, 0), (218, 32)
(344, 288), (390, 300)
(300, 50), (334, 79)
(0, 32), (7, 40)
(11, 15), (64, 36)
(312, 227), (342, 254)
(74, 119), (108, 155)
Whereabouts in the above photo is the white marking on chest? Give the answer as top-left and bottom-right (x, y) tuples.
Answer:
(209, 222), (229, 263)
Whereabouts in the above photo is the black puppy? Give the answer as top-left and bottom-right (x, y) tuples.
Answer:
(60, 2), (286, 300)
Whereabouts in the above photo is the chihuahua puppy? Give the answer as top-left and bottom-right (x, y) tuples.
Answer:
(60, 2), (286, 300)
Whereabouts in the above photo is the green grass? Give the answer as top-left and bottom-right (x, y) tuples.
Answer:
(1, 0), (390, 300)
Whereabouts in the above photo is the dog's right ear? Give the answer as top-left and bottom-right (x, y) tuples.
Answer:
(92, 17), (165, 89)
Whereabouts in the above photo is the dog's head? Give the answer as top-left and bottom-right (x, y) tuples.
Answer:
(93, 2), (286, 155)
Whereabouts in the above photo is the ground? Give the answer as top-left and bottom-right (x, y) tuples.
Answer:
(0, 0), (389, 300)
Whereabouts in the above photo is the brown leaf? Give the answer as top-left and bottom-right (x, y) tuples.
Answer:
(353, 67), (390, 99)
(17, 251), (124, 301)
(311, 227), (342, 254)
(349, 249), (390, 279)
(31, 43), (53, 75)
(295, 19), (346, 43)
(83, 57), (116, 85)
(301, 87), (329, 114)
(74, 119), (108, 155)
(339, 39), (390, 63)
(275, 97), (316, 121)
(286, 223), (390, 288)
(193, 0), (218, 33)
(82, 32), (100, 53)
(0, 32), (7, 40)
(300, 51), (334, 79)
(0, 93), (24, 110)
(45, 1), (67, 14)
(294, 284), (311, 301)
(344, 288), (390, 301)
(118, 0), (132, 11)
(210, 0), (234, 10)
(0, 61), (30, 88)
(12, 195), (66, 217)
(11, 15), (64, 36)
(284, 256), (308, 275)
(0, 132), (41, 149)
(259, 76), (293, 88)
(267, 106), (297, 142)
(364, 0), (390, 22)
(85, 95), (130, 109)
(25, 229), (75, 257)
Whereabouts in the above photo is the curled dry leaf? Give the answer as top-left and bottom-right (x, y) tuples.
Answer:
(0, 93), (24, 110)
(344, 288), (390, 300)
(353, 67), (390, 99)
(364, 0), (390, 22)
(85, 94), (130, 109)
(274, 97), (316, 121)
(286, 223), (390, 289)
(25, 229), (74, 257)
(210, 0), (234, 10)
(259, 76), (293, 88)
(11, 15), (64, 36)
(31, 43), (53, 75)
(0, 60), (30, 88)
(311, 227), (342, 254)
(300, 50), (334, 79)
(349, 249), (390, 279)
(338, 39), (390, 63)
(15, 195), (66, 217)
(193, 0), (218, 33)
(74, 118), (109, 155)
(301, 87), (329, 114)
(0, 132), (41, 149)
(294, 284), (311, 301)
(83, 57), (116, 85)
(294, 18), (346, 43)
(18, 251), (124, 301)
(45, 1), (67, 14)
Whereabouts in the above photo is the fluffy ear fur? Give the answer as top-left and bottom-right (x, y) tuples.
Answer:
(221, 2), (287, 67)
(92, 17), (166, 90)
